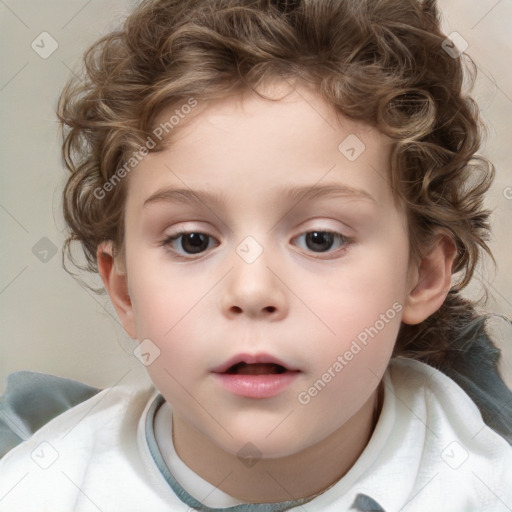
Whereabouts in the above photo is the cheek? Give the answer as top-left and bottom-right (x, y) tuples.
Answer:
(129, 274), (210, 400)
(298, 238), (409, 384)
(306, 248), (408, 336)
(129, 258), (207, 336)
(126, 280), (203, 391)
(298, 287), (403, 423)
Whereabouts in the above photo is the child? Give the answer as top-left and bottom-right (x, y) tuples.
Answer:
(1, 0), (511, 510)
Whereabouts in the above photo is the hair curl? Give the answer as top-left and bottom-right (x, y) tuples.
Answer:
(57, 0), (512, 442)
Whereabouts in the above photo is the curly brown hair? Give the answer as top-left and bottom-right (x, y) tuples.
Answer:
(57, 0), (512, 441)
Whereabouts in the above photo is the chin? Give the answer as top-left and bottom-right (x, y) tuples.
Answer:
(214, 428), (314, 460)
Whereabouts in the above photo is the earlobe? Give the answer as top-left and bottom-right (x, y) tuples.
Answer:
(401, 234), (457, 325)
(97, 241), (137, 339)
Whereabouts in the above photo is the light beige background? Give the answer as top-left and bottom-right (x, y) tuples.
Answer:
(1, 0), (511, 393)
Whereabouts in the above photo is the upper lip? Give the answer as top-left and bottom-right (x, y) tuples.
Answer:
(210, 353), (300, 373)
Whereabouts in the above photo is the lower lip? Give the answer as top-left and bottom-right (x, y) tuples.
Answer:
(211, 372), (300, 398)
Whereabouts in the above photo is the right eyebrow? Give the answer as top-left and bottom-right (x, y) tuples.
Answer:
(143, 187), (227, 209)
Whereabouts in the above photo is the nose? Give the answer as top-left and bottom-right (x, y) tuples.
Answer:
(220, 242), (289, 321)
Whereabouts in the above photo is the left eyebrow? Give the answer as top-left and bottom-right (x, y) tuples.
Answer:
(274, 183), (376, 204)
(142, 182), (376, 209)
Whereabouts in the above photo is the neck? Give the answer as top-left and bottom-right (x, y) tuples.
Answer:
(171, 383), (383, 503)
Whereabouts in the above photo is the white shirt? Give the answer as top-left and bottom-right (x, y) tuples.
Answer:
(0, 358), (511, 511)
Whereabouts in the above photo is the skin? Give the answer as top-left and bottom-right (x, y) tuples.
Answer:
(98, 80), (456, 502)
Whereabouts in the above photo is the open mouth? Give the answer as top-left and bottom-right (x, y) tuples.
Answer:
(225, 362), (288, 375)
(211, 355), (301, 398)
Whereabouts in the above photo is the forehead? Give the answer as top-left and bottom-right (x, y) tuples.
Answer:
(126, 81), (395, 213)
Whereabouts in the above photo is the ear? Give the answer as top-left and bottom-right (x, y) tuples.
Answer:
(401, 233), (457, 325)
(97, 241), (137, 339)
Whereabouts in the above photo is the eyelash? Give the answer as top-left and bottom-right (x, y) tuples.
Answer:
(159, 229), (354, 260)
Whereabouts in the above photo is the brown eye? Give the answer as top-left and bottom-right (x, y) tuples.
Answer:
(305, 231), (335, 252)
(162, 232), (216, 256)
(292, 230), (351, 255)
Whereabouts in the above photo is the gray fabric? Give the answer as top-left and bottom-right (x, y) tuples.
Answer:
(0, 370), (101, 458)
(144, 394), (386, 512)
(351, 494), (385, 511)
(437, 323), (512, 446)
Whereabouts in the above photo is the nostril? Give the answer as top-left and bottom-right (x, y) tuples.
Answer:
(228, 305), (276, 314)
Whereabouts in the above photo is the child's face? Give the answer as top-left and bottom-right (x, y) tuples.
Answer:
(119, 81), (414, 458)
